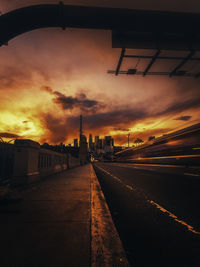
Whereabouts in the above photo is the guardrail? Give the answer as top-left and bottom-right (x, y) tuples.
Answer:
(0, 139), (80, 187)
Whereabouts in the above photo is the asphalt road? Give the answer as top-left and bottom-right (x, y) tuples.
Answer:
(93, 162), (200, 267)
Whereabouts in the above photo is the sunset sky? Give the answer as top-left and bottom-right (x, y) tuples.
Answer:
(0, 0), (200, 146)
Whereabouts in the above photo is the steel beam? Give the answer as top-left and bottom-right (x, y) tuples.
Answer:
(169, 50), (195, 77)
(115, 48), (125, 76)
(108, 70), (194, 77)
(143, 50), (160, 76)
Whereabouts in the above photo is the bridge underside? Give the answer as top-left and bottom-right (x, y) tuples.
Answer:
(1, 2), (200, 78)
(110, 31), (200, 77)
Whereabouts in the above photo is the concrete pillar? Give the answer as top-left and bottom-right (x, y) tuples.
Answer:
(12, 139), (40, 186)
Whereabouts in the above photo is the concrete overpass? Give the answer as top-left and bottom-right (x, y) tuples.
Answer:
(1, 2), (200, 77)
(1, 2), (200, 46)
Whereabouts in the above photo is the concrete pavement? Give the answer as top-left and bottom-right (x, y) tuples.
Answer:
(0, 164), (129, 267)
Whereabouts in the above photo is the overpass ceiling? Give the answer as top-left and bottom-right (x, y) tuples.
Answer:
(1, 3), (200, 44)
(1, 3), (200, 78)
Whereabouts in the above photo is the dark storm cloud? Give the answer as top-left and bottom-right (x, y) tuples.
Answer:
(41, 86), (104, 112)
(67, 108), (148, 131)
(85, 109), (147, 129)
(158, 96), (200, 117)
(113, 127), (130, 132)
(53, 91), (100, 111)
(41, 82), (200, 130)
(39, 91), (200, 144)
(39, 107), (148, 143)
(0, 132), (20, 138)
(174, 115), (192, 121)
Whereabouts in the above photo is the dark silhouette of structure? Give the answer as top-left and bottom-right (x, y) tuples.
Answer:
(88, 134), (93, 151)
(1, 3), (200, 77)
(74, 139), (78, 148)
(79, 115), (88, 165)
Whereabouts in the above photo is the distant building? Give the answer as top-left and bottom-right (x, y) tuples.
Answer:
(94, 136), (99, 150)
(74, 139), (78, 148)
(89, 134), (93, 151)
(81, 135), (87, 147)
(86, 133), (116, 155)
(104, 136), (112, 146)
(104, 136), (114, 153)
(79, 135), (88, 164)
(111, 138), (114, 147)
(98, 139), (103, 149)
(79, 115), (88, 164)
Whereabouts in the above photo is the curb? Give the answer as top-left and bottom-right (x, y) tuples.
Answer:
(90, 164), (130, 267)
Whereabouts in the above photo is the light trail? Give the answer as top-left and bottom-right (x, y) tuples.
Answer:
(132, 154), (200, 160)
(111, 163), (184, 168)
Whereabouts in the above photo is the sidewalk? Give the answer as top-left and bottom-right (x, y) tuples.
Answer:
(0, 164), (129, 267)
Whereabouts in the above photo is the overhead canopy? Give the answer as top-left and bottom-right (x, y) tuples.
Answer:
(1, 2), (200, 46)
(1, 2), (200, 78)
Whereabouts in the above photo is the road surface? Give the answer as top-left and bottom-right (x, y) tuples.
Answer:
(93, 162), (200, 267)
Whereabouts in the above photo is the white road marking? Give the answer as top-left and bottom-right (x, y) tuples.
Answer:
(149, 200), (200, 235)
(95, 165), (200, 236)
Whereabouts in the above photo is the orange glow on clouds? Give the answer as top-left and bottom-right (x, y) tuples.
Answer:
(0, 4), (200, 145)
